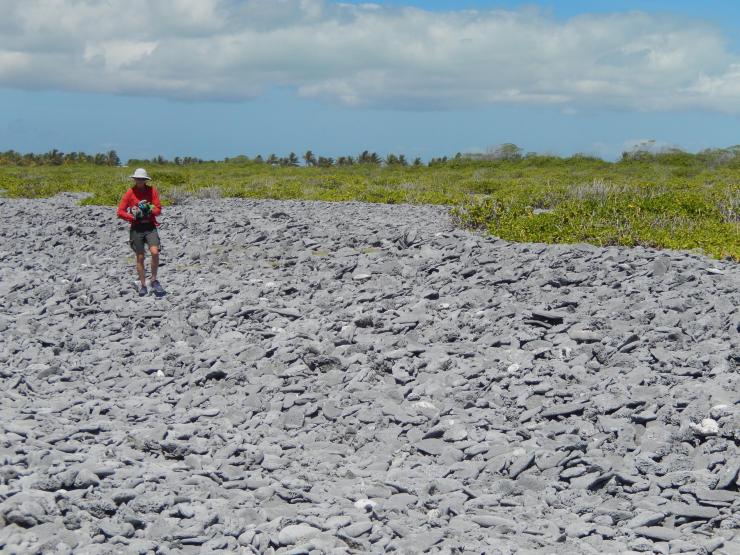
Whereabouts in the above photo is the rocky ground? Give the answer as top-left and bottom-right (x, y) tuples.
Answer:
(0, 193), (738, 555)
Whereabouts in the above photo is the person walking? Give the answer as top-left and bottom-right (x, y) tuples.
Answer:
(117, 168), (165, 296)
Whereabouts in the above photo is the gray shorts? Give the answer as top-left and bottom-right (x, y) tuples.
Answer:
(129, 223), (161, 254)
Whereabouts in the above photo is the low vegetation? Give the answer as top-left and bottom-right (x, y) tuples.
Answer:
(1, 146), (738, 260)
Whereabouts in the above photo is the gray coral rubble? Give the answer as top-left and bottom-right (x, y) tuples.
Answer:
(0, 194), (738, 554)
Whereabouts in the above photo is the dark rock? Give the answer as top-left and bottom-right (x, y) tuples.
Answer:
(530, 310), (566, 324)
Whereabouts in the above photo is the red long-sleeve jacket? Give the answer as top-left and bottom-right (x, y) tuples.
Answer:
(117, 186), (162, 226)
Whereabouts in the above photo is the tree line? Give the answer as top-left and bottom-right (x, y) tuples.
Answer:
(3, 144), (740, 169)
(0, 149), (122, 166)
(0, 145), (525, 168)
(0, 148), (431, 168)
(224, 151), (425, 167)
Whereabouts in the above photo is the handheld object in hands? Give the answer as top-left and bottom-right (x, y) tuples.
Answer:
(127, 201), (154, 220)
(138, 200), (153, 216)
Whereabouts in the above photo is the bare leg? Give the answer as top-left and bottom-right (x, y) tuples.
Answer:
(136, 252), (146, 287)
(150, 246), (160, 282)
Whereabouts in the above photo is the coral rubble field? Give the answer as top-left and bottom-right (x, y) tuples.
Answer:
(0, 194), (738, 554)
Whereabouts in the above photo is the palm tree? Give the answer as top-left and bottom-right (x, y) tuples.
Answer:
(107, 150), (120, 166)
(303, 150), (316, 167)
(49, 149), (63, 165)
(359, 150), (380, 165)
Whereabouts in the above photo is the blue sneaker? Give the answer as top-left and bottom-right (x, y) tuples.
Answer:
(151, 280), (165, 295)
(138, 285), (148, 296)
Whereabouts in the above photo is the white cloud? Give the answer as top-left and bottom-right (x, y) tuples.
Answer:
(1, 0), (739, 113)
(83, 41), (158, 70)
(684, 63), (740, 112)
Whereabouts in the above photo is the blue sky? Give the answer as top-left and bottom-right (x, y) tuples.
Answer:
(2, 0), (739, 162)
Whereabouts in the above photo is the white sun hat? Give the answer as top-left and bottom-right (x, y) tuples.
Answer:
(130, 168), (151, 180)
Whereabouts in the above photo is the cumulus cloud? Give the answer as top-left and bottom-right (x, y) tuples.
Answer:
(1, 0), (739, 112)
